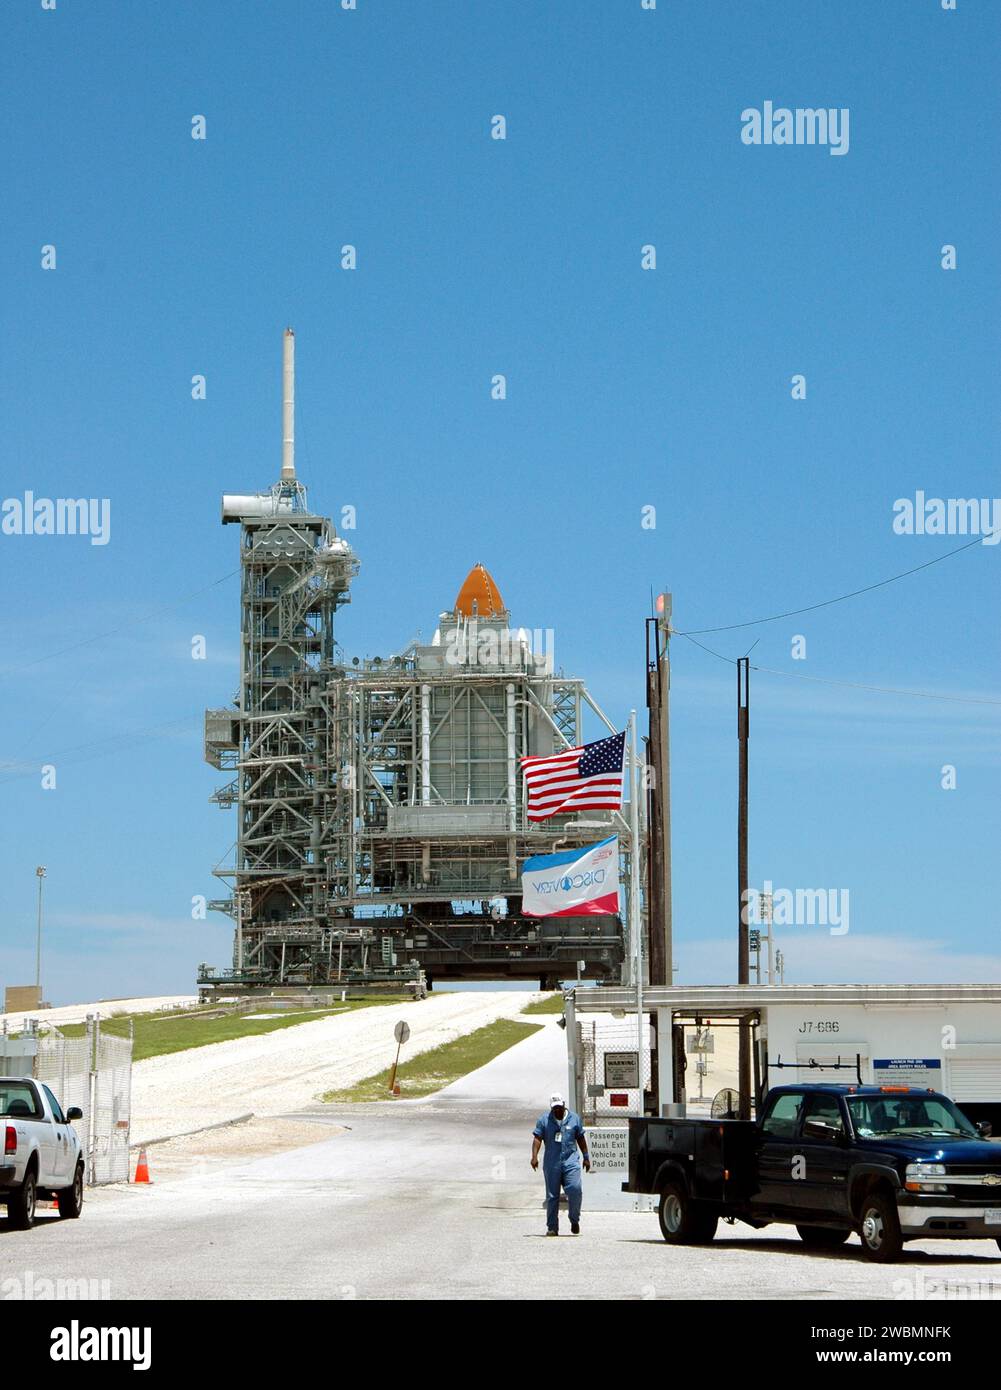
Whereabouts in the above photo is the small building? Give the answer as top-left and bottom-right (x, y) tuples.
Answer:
(3, 985), (44, 1014)
(568, 982), (1001, 1133)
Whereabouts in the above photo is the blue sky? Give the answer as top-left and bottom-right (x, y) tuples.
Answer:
(1, 0), (998, 1003)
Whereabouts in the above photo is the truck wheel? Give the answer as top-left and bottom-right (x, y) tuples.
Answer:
(57, 1164), (84, 1220)
(658, 1181), (718, 1245)
(7, 1168), (37, 1230)
(858, 1192), (904, 1263)
(796, 1225), (850, 1249)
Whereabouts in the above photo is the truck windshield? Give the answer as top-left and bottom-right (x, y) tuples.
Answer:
(0, 1081), (42, 1119)
(847, 1094), (978, 1140)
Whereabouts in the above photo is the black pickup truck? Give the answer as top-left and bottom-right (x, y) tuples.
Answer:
(624, 1083), (1001, 1262)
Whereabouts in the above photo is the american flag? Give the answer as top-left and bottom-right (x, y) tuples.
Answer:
(520, 731), (626, 823)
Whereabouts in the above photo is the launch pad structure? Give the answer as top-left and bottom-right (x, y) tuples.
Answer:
(201, 331), (631, 995)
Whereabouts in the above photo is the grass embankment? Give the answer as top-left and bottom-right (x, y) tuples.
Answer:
(521, 993), (565, 1016)
(57, 997), (411, 1063)
(321, 1017), (543, 1102)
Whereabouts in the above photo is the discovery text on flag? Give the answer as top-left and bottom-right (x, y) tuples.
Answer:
(521, 836), (620, 918)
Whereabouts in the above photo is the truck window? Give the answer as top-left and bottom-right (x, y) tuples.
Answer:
(0, 1081), (43, 1119)
(42, 1084), (66, 1124)
(848, 1094), (978, 1140)
(761, 1092), (804, 1138)
(801, 1093), (844, 1135)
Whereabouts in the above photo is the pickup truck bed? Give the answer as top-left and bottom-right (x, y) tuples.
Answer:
(627, 1115), (758, 1204)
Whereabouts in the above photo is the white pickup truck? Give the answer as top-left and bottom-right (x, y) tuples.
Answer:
(1, 1076), (85, 1228)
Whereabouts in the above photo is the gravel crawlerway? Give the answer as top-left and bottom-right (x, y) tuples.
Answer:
(130, 989), (543, 1143)
(0, 994), (196, 1031)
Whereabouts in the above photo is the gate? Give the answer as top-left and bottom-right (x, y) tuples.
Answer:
(578, 1012), (652, 1125)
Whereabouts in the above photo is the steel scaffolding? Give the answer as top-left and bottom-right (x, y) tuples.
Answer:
(202, 333), (629, 994)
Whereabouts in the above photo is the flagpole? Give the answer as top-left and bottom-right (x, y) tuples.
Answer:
(629, 709), (643, 1112)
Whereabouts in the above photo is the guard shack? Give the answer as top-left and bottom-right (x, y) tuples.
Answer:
(567, 983), (1001, 1135)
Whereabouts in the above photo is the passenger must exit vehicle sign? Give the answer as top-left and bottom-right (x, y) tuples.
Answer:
(873, 1058), (941, 1088)
(588, 1128), (628, 1171)
(603, 1051), (639, 1088)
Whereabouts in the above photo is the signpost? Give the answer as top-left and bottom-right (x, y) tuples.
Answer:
(388, 1020), (411, 1095)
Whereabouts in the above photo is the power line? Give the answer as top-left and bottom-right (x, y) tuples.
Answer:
(1, 567), (240, 678)
(675, 629), (1001, 708)
(0, 714), (200, 786)
(676, 631), (736, 665)
(752, 665), (1001, 708)
(675, 536), (987, 636)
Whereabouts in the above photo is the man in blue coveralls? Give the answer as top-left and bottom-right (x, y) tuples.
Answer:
(531, 1091), (590, 1236)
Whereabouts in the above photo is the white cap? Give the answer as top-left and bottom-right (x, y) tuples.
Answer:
(550, 1092), (565, 1107)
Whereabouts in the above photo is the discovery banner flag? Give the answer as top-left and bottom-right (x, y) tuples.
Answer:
(521, 836), (619, 918)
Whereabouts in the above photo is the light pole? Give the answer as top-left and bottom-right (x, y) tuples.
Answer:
(35, 866), (46, 997)
(760, 889), (775, 985)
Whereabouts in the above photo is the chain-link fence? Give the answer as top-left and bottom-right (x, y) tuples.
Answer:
(578, 1012), (653, 1125)
(91, 1030), (132, 1184)
(35, 1031), (90, 1122)
(2, 1019), (133, 1185)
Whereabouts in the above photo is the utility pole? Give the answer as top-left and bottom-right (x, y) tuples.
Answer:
(646, 594), (673, 1114)
(645, 595), (673, 988)
(35, 866), (46, 998)
(737, 659), (752, 1118)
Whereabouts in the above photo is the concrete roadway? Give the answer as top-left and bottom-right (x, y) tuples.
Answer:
(4, 1021), (1001, 1300)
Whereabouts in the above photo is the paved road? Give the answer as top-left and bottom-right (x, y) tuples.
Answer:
(4, 1022), (1001, 1300)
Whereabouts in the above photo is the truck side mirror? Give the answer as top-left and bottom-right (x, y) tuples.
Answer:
(977, 1120), (993, 1139)
(66, 1106), (83, 1122)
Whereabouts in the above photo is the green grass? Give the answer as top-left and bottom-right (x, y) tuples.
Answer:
(521, 993), (565, 1016)
(321, 1017), (543, 1102)
(55, 996), (412, 1063)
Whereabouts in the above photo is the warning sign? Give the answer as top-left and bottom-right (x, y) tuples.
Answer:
(604, 1051), (639, 1088)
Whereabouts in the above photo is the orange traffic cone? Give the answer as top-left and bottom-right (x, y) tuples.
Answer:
(133, 1147), (151, 1184)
